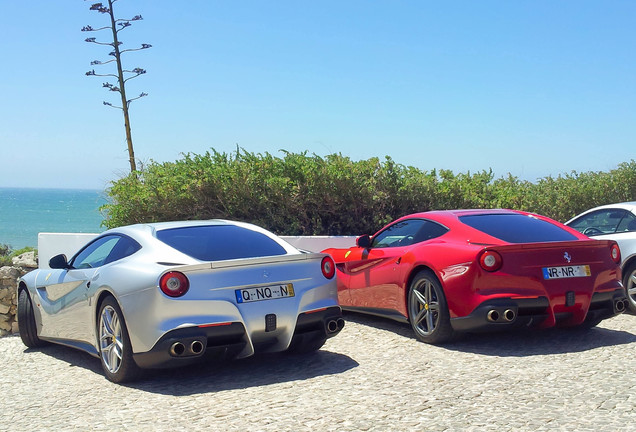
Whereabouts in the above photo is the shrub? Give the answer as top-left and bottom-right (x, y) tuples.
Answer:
(0, 245), (37, 267)
(101, 149), (636, 235)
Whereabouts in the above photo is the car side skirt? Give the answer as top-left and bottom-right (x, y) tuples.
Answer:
(343, 306), (409, 323)
(39, 337), (100, 358)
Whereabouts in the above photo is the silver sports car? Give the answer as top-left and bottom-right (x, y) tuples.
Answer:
(17, 220), (344, 383)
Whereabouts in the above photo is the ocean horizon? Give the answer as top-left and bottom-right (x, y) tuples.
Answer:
(0, 187), (108, 249)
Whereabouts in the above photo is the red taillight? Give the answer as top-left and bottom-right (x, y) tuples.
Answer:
(321, 256), (336, 279)
(479, 250), (503, 272)
(159, 271), (190, 297)
(611, 244), (621, 264)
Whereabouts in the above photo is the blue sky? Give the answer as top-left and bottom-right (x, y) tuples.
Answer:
(2, 1), (635, 190)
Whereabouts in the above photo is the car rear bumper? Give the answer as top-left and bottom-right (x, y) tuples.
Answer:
(450, 289), (627, 332)
(133, 306), (344, 369)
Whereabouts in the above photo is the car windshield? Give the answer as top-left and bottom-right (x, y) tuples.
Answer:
(156, 225), (287, 261)
(459, 213), (578, 243)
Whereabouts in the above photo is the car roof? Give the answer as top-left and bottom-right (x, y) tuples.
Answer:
(98, 219), (299, 258)
(579, 202), (636, 212)
(106, 219), (233, 238)
(397, 209), (524, 224)
(565, 202), (636, 225)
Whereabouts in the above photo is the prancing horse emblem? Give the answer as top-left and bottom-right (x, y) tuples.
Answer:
(564, 252), (572, 263)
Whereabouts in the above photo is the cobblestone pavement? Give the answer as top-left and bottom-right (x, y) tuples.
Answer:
(2, 312), (636, 432)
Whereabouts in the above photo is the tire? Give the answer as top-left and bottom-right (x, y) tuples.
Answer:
(623, 263), (636, 314)
(17, 289), (47, 348)
(407, 270), (455, 344)
(97, 296), (142, 383)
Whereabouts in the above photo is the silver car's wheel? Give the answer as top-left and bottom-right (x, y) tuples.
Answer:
(98, 296), (141, 383)
(99, 305), (124, 373)
(407, 270), (455, 344)
(623, 264), (636, 314)
(17, 289), (47, 348)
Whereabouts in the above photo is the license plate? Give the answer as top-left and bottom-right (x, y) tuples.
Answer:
(542, 265), (591, 280)
(235, 284), (295, 303)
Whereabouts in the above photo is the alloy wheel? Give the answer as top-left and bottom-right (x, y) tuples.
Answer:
(99, 305), (123, 374)
(409, 277), (441, 336)
(626, 267), (636, 310)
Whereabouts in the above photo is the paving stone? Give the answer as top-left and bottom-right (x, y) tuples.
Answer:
(1, 313), (635, 431)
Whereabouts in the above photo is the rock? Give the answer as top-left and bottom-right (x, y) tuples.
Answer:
(0, 316), (11, 331)
(0, 266), (20, 283)
(11, 321), (19, 334)
(0, 304), (9, 314)
(12, 251), (37, 269)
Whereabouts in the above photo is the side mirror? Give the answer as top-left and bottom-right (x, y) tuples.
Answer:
(49, 254), (71, 269)
(356, 235), (371, 248)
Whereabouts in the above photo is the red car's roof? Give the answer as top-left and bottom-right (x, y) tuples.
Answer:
(397, 209), (525, 225)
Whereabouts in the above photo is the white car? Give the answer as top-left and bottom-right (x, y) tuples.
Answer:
(566, 202), (636, 313)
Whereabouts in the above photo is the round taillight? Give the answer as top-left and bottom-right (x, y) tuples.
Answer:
(321, 256), (336, 279)
(479, 250), (503, 272)
(159, 271), (190, 297)
(611, 244), (621, 264)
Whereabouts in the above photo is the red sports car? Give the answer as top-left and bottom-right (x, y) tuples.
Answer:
(323, 209), (627, 344)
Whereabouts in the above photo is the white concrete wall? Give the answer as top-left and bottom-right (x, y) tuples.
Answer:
(37, 233), (358, 269)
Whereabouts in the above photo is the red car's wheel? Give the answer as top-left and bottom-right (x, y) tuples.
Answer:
(407, 270), (455, 344)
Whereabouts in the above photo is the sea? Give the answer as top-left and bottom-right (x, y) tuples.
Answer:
(0, 188), (108, 249)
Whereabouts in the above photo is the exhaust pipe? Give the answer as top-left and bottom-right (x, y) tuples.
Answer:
(503, 309), (516, 322)
(615, 299), (626, 313)
(327, 320), (339, 333)
(336, 318), (345, 330)
(190, 340), (204, 355)
(487, 310), (500, 322)
(170, 342), (186, 356)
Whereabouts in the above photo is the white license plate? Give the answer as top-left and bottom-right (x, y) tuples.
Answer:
(235, 284), (295, 303)
(542, 265), (591, 280)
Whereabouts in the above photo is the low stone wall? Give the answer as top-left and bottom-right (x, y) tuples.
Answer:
(0, 252), (37, 337)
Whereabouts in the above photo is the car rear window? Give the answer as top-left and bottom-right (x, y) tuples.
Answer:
(459, 213), (578, 243)
(156, 225), (287, 261)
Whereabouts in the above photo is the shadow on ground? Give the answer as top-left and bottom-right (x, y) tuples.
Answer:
(29, 341), (358, 395)
(343, 311), (636, 356)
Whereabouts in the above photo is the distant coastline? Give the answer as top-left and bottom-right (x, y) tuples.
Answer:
(0, 187), (107, 249)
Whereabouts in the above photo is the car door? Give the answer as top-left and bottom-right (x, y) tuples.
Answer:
(346, 219), (446, 313)
(37, 235), (126, 343)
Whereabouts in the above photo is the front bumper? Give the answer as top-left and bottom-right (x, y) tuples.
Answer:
(450, 289), (627, 333)
(133, 306), (344, 369)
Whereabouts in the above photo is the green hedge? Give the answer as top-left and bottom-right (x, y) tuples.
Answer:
(101, 149), (636, 235)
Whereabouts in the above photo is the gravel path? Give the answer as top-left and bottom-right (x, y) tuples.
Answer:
(2, 312), (635, 431)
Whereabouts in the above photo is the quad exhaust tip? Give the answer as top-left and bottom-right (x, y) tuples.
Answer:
(615, 299), (627, 313)
(487, 309), (516, 323)
(487, 310), (500, 322)
(504, 309), (516, 322)
(170, 342), (186, 356)
(327, 320), (339, 333)
(170, 339), (206, 357)
(191, 340), (204, 354)
(326, 318), (346, 334)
